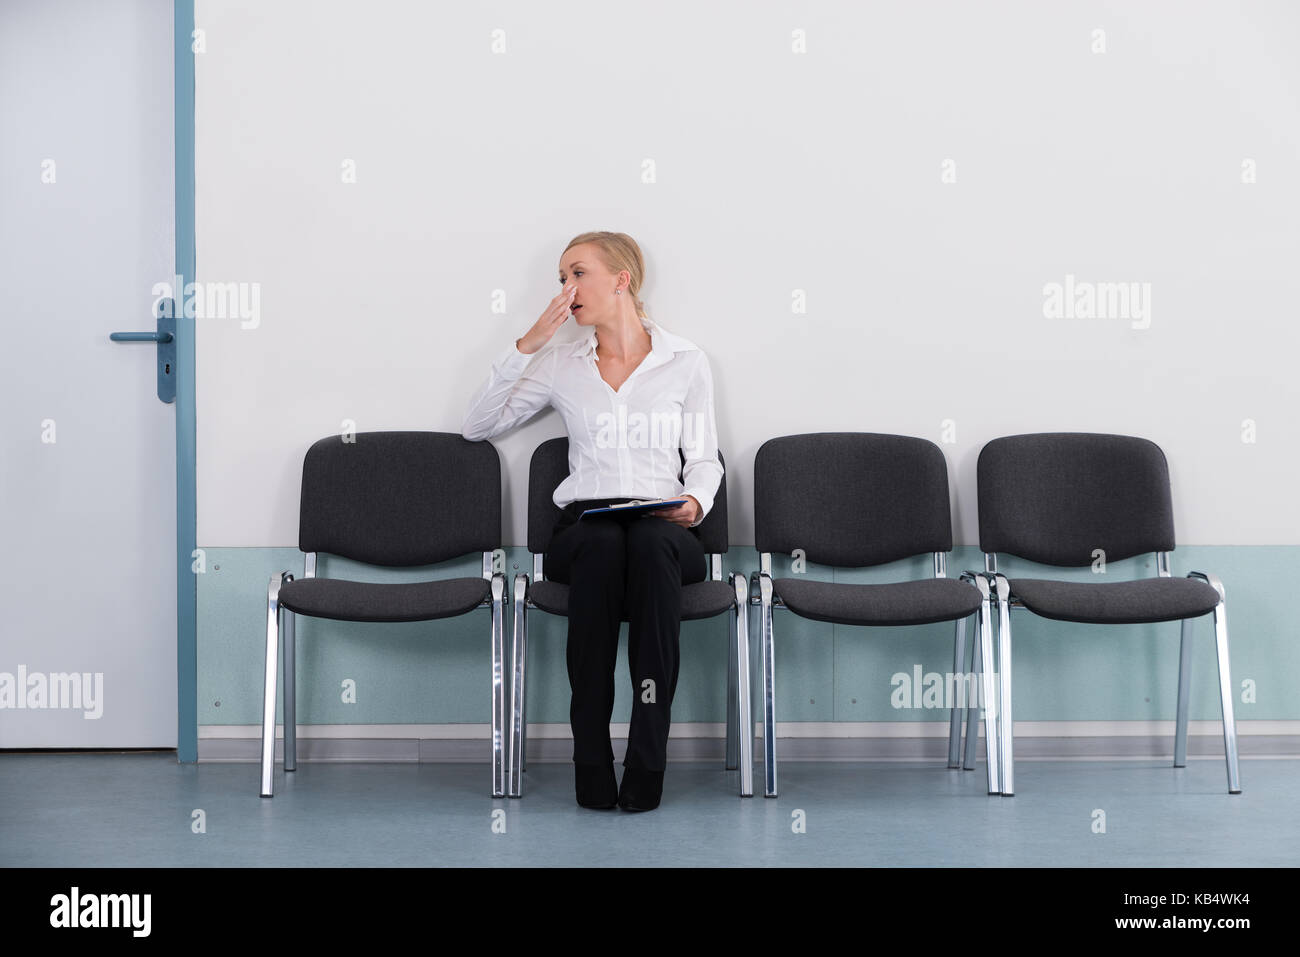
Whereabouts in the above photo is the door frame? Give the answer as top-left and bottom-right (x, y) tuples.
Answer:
(175, 0), (197, 763)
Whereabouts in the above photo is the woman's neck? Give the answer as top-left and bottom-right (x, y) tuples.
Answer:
(594, 313), (651, 362)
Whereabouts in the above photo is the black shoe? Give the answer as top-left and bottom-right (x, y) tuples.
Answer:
(617, 765), (664, 812)
(575, 762), (618, 809)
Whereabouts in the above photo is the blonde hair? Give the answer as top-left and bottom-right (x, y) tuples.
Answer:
(562, 231), (649, 320)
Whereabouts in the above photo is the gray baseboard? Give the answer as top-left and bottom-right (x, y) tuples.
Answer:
(198, 733), (1300, 763)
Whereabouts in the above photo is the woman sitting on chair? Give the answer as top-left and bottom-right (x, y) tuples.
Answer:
(461, 231), (724, 812)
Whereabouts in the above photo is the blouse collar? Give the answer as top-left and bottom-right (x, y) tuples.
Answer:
(570, 315), (695, 359)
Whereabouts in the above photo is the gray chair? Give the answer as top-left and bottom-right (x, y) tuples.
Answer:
(977, 432), (1241, 795)
(752, 432), (998, 798)
(260, 431), (508, 798)
(507, 437), (752, 798)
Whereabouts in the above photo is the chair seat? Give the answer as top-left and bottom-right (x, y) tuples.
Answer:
(772, 577), (984, 626)
(278, 576), (492, 623)
(1007, 576), (1221, 625)
(529, 579), (736, 621)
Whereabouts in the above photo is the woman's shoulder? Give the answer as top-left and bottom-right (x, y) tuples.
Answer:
(646, 319), (704, 357)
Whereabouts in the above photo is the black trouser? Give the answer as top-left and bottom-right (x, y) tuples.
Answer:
(543, 497), (707, 771)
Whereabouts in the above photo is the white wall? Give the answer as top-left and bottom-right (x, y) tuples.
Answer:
(195, 0), (1300, 549)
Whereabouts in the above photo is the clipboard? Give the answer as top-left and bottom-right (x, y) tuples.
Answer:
(578, 498), (687, 520)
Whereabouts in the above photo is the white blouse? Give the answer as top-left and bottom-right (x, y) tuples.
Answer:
(461, 316), (724, 527)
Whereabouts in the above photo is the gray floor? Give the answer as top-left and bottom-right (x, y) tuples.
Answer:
(1, 753), (1294, 867)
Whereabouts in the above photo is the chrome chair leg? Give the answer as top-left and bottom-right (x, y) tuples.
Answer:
(284, 608), (296, 773)
(1174, 616), (1193, 768)
(731, 573), (753, 797)
(512, 600), (522, 774)
(993, 574), (1013, 796)
(959, 573), (990, 778)
(963, 616), (981, 771)
(980, 585), (1002, 794)
(948, 614), (968, 768)
(962, 573), (1000, 794)
(260, 571), (291, 797)
(758, 573), (777, 797)
(490, 574), (506, 799)
(1188, 572), (1241, 793)
(508, 575), (529, 798)
(726, 598), (739, 771)
(1212, 601), (1242, 794)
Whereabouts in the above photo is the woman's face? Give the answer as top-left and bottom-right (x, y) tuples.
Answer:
(558, 243), (622, 326)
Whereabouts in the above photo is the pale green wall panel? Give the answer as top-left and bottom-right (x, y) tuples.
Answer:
(198, 545), (1298, 726)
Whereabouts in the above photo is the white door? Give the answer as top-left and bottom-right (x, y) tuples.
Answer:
(0, 0), (178, 747)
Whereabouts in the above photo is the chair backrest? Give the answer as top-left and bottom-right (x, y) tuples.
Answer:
(754, 432), (953, 567)
(527, 436), (729, 556)
(977, 432), (1175, 567)
(298, 431), (501, 566)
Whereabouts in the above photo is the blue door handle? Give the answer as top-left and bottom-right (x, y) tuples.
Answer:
(109, 298), (176, 404)
(109, 330), (173, 343)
